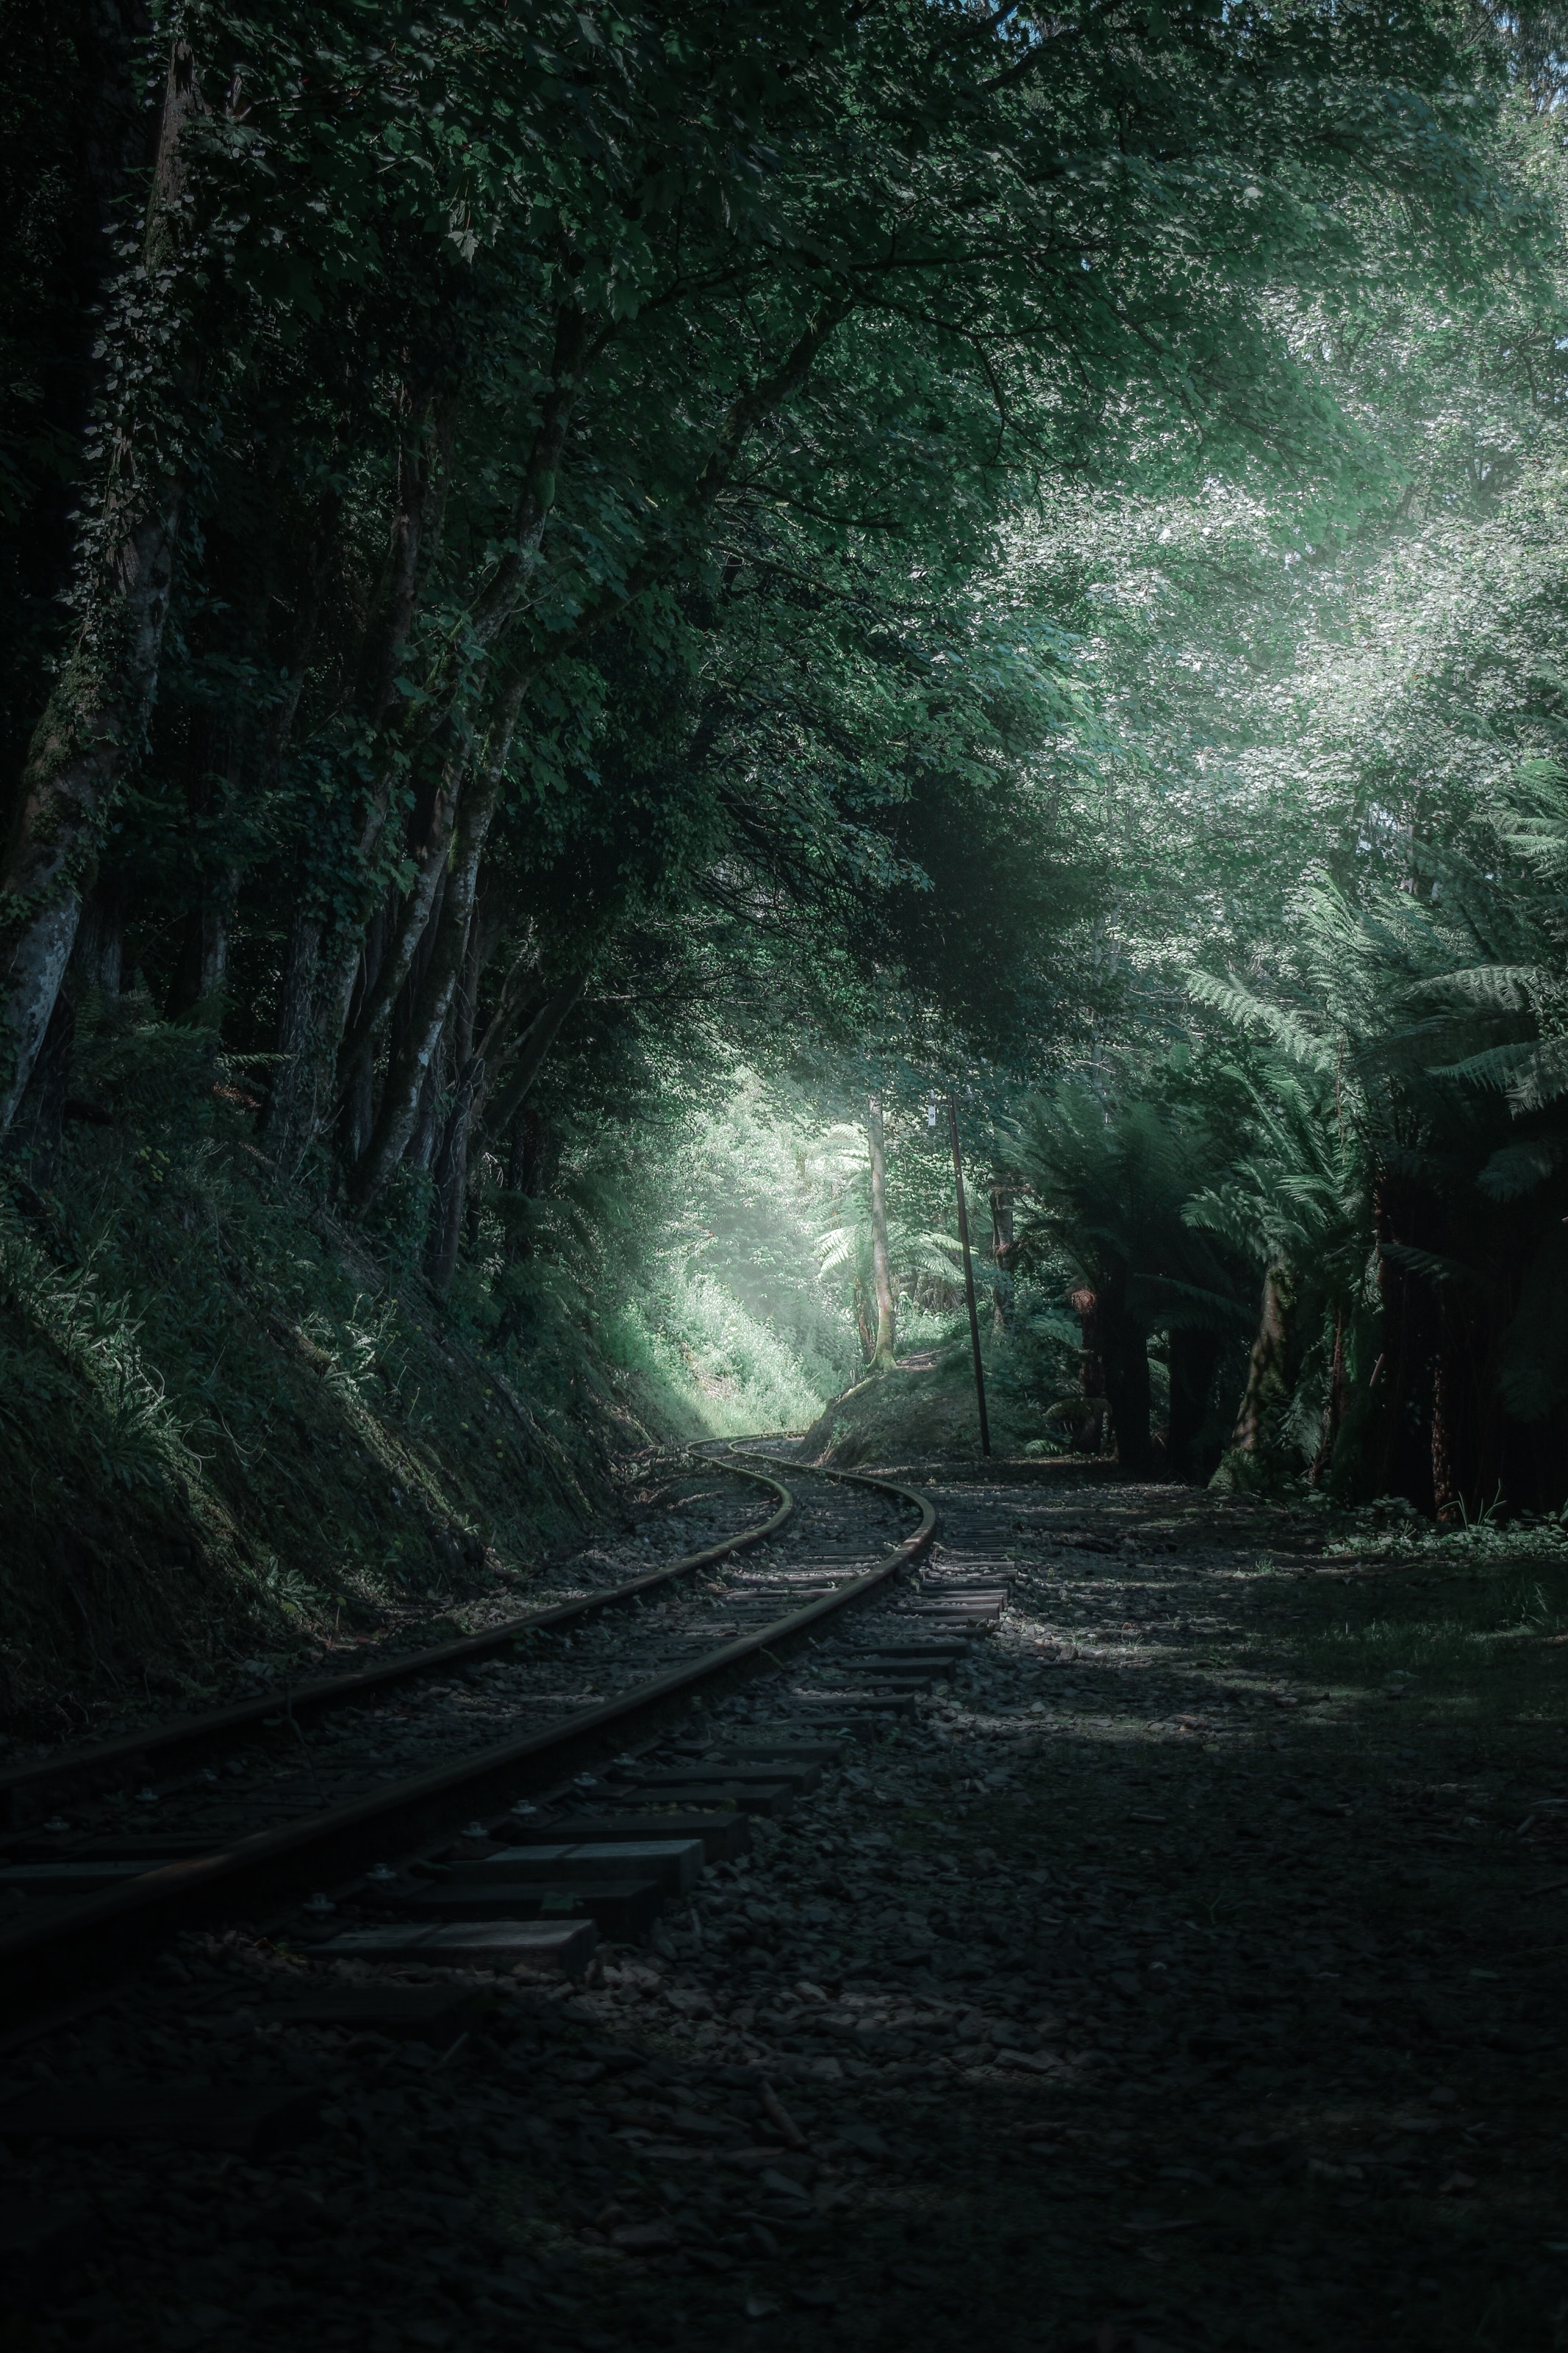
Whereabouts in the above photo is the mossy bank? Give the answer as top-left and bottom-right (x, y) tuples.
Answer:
(0, 1038), (680, 1743)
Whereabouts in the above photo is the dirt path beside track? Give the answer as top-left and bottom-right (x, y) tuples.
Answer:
(540, 1468), (1568, 2353)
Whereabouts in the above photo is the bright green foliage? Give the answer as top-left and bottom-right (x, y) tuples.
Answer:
(810, 1122), (963, 1363)
(606, 1277), (829, 1441)
(996, 96), (1568, 1507)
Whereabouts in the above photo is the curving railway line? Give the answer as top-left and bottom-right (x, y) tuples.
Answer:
(0, 1444), (1014, 2029)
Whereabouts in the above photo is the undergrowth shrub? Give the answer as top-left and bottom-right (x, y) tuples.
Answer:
(604, 1267), (830, 1438)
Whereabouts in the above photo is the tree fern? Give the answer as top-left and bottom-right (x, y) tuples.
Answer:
(1183, 754), (1568, 1507)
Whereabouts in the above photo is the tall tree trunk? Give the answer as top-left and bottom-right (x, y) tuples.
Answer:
(167, 704), (242, 1017)
(425, 910), (483, 1295)
(1168, 1327), (1223, 1484)
(990, 1185), (1016, 1335)
(480, 974), (587, 1142)
(325, 391), (452, 1057)
(262, 910), (323, 1169)
(335, 768), (459, 1096)
(0, 37), (204, 1130)
(71, 875), (124, 1001)
(12, 0), (152, 640)
(1309, 1308), (1346, 1486)
(866, 1090), (896, 1370)
(262, 405), (454, 1176)
(252, 488), (342, 1169)
(853, 1275), (875, 1366)
(407, 1003), (453, 1176)
(426, 1058), (483, 1296)
(1429, 1254), (1499, 1521)
(390, 857), (447, 1071)
(1431, 1346), (1460, 1524)
(1099, 1284), (1154, 1477)
(358, 389), (440, 729)
(1372, 1178), (1438, 1512)
(12, 985), (78, 1174)
(193, 868), (236, 1004)
(495, 1107), (554, 1344)
(1228, 1260), (1298, 1460)
(409, 1076), (445, 1181)
(340, 895), (390, 1165)
(348, 699), (514, 1210)
(0, 493), (185, 1100)
(1069, 1285), (1106, 1452)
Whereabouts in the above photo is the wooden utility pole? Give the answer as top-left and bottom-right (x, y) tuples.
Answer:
(865, 1091), (897, 1368)
(947, 1093), (991, 1458)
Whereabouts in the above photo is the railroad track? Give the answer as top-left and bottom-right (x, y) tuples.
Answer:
(0, 1444), (1013, 2032)
(0, 1454), (796, 1836)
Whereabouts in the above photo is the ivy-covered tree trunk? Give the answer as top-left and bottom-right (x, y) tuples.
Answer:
(0, 38), (203, 1129)
(866, 1090), (896, 1369)
(253, 493), (348, 1172)
(426, 1060), (482, 1295)
(262, 910), (323, 1171)
(407, 1002), (453, 1176)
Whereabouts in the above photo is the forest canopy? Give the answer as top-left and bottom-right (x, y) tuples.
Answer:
(4, 0), (1568, 1554)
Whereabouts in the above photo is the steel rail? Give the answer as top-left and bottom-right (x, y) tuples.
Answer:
(0, 1455), (936, 2018)
(0, 1458), (794, 1829)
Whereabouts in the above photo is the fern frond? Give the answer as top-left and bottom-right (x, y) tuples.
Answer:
(1477, 1139), (1566, 1201)
(1381, 1243), (1493, 1299)
(1425, 965), (1548, 1014)
(1508, 1035), (1568, 1113)
(1430, 1041), (1538, 1092)
(1186, 971), (1337, 1075)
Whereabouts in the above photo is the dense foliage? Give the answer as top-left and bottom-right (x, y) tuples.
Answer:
(3, 0), (1565, 1564)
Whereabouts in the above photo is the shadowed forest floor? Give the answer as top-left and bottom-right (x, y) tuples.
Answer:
(500, 1471), (1568, 2353)
(12, 1465), (1568, 2353)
